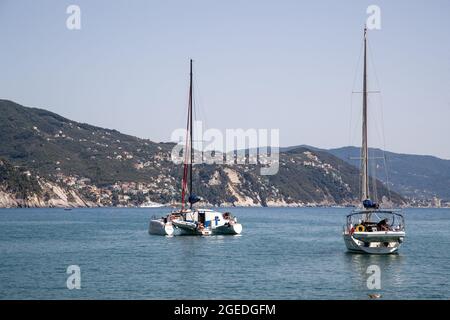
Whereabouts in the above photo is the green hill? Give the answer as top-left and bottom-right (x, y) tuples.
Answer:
(0, 158), (41, 199)
(0, 99), (403, 207)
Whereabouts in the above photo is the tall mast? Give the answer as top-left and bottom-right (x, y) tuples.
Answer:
(189, 59), (194, 206)
(361, 27), (370, 201)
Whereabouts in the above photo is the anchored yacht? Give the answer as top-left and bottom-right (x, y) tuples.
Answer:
(149, 60), (243, 236)
(342, 28), (405, 254)
(150, 209), (242, 236)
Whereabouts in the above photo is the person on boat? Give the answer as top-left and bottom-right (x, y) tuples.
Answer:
(377, 218), (390, 231)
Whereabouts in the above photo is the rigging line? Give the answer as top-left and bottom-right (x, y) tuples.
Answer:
(349, 92), (355, 148)
(375, 91), (392, 201)
(366, 42), (377, 200)
(348, 39), (365, 148)
(189, 60), (194, 203)
(174, 68), (194, 143)
(182, 60), (193, 209)
(352, 38), (365, 92)
(367, 38), (392, 201)
(350, 100), (363, 148)
(349, 92), (354, 146)
(351, 99), (363, 201)
(370, 145), (378, 203)
(194, 67), (214, 163)
(181, 86), (192, 210)
(372, 110), (383, 202)
(192, 74), (207, 163)
(349, 38), (365, 204)
(374, 211), (381, 222)
(357, 155), (361, 203)
(368, 94), (387, 203)
(193, 69), (209, 133)
(192, 78), (198, 157)
(379, 93), (392, 201)
(369, 96), (385, 166)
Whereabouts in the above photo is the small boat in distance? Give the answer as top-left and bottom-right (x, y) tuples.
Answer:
(140, 201), (164, 208)
(342, 28), (406, 254)
(149, 60), (243, 236)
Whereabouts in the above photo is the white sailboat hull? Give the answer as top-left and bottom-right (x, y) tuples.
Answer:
(172, 220), (203, 235)
(343, 233), (402, 254)
(149, 219), (174, 236)
(352, 231), (405, 242)
(213, 223), (242, 235)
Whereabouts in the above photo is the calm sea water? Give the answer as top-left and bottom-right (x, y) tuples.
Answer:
(0, 207), (449, 299)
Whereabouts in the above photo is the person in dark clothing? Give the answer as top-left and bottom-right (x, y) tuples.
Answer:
(377, 218), (390, 231)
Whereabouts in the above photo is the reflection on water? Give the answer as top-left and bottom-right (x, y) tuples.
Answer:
(343, 252), (407, 296)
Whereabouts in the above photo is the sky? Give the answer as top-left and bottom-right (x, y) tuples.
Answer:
(0, 0), (449, 159)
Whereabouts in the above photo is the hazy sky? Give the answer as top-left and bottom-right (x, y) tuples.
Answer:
(0, 0), (449, 159)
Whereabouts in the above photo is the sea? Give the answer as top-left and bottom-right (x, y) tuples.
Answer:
(0, 207), (448, 299)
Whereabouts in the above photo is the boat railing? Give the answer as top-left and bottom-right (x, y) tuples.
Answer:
(345, 217), (405, 232)
(349, 209), (403, 215)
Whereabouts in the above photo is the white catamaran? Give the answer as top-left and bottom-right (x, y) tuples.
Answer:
(149, 60), (243, 236)
(342, 28), (406, 254)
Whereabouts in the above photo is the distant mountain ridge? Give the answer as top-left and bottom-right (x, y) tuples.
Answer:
(0, 99), (409, 207)
(284, 145), (450, 202)
(328, 146), (450, 202)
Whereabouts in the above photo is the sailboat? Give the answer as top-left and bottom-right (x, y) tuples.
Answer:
(342, 28), (406, 254)
(149, 59), (243, 236)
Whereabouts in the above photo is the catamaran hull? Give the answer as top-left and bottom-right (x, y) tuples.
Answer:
(213, 223), (243, 235)
(149, 209), (243, 236)
(343, 233), (401, 254)
(173, 226), (202, 236)
(149, 220), (174, 236)
(171, 220), (212, 235)
(170, 221), (243, 236)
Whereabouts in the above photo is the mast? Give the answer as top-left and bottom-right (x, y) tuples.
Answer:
(180, 59), (194, 210)
(189, 59), (194, 207)
(361, 27), (370, 201)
